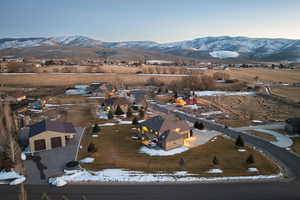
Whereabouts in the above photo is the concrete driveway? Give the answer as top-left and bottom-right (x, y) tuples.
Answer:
(24, 127), (85, 184)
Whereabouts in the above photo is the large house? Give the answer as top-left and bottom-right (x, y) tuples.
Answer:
(104, 97), (131, 113)
(137, 116), (191, 150)
(24, 120), (76, 152)
(86, 82), (114, 97)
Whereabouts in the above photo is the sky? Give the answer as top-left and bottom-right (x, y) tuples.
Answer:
(0, 0), (299, 43)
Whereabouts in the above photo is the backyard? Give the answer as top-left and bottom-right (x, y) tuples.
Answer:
(78, 124), (279, 177)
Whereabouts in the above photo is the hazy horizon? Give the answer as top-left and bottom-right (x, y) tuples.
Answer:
(1, 0), (300, 42)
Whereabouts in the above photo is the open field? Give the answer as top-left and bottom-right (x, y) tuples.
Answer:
(0, 73), (184, 87)
(247, 130), (277, 142)
(78, 125), (279, 177)
(1, 68), (300, 87)
(271, 86), (300, 103)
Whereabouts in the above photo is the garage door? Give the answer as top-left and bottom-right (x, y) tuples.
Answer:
(34, 139), (46, 151)
(51, 137), (62, 148)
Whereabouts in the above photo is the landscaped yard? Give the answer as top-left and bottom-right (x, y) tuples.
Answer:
(247, 130), (278, 142)
(78, 124), (279, 177)
(291, 138), (300, 155)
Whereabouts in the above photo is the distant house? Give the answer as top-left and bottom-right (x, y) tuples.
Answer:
(104, 97), (131, 112)
(0, 63), (8, 72)
(285, 118), (300, 134)
(2, 56), (24, 63)
(87, 82), (114, 97)
(0, 92), (27, 103)
(137, 116), (190, 150)
(25, 120), (76, 152)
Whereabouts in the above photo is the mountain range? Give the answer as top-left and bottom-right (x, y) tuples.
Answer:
(0, 35), (299, 62)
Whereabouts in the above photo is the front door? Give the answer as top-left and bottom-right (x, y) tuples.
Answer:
(51, 137), (62, 149)
(34, 139), (46, 151)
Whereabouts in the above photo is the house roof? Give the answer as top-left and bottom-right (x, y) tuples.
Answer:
(159, 130), (184, 142)
(29, 120), (76, 137)
(286, 118), (300, 128)
(138, 115), (190, 134)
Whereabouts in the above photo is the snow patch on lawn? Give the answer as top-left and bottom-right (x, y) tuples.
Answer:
(0, 171), (26, 185)
(248, 168), (258, 172)
(98, 123), (116, 127)
(49, 169), (281, 185)
(80, 157), (95, 163)
(139, 146), (189, 156)
(201, 111), (222, 116)
(238, 149), (247, 152)
(49, 177), (67, 187)
(207, 169), (223, 173)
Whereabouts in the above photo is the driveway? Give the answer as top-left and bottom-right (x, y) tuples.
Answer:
(24, 127), (85, 184)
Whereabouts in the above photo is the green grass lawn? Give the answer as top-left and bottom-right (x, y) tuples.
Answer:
(78, 125), (279, 177)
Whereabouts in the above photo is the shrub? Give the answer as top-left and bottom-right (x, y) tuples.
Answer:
(212, 156), (219, 165)
(115, 105), (124, 115)
(107, 110), (114, 120)
(87, 143), (97, 153)
(246, 154), (255, 164)
(132, 117), (138, 125)
(92, 124), (100, 133)
(126, 108), (133, 118)
(194, 121), (204, 130)
(235, 135), (245, 147)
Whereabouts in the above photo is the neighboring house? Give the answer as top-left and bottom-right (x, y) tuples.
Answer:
(26, 120), (76, 152)
(87, 82), (114, 97)
(0, 92), (26, 103)
(137, 115), (191, 150)
(285, 118), (300, 134)
(0, 63), (8, 72)
(104, 97), (131, 112)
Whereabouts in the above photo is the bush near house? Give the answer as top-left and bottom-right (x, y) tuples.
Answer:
(132, 117), (138, 125)
(235, 135), (245, 147)
(194, 121), (204, 130)
(139, 109), (145, 119)
(92, 124), (101, 133)
(126, 108), (133, 118)
(107, 110), (114, 120)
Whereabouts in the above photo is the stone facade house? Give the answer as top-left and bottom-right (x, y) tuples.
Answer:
(138, 115), (190, 150)
(27, 120), (76, 152)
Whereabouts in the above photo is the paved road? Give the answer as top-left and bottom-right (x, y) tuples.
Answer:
(1, 181), (300, 200)
(24, 127), (85, 184)
(233, 122), (285, 131)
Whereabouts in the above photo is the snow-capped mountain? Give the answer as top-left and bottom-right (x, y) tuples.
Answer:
(0, 35), (299, 61)
(0, 35), (103, 50)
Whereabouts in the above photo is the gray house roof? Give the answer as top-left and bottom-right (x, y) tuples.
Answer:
(286, 118), (300, 128)
(29, 120), (76, 137)
(138, 115), (190, 134)
(104, 97), (131, 106)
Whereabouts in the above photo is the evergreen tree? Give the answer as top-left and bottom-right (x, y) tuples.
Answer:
(235, 135), (245, 147)
(126, 108), (133, 118)
(92, 124), (100, 133)
(115, 105), (124, 115)
(87, 143), (97, 153)
(212, 156), (219, 165)
(107, 110), (114, 120)
(132, 117), (138, 125)
(194, 121), (199, 128)
(179, 157), (185, 168)
(157, 88), (162, 94)
(246, 154), (255, 164)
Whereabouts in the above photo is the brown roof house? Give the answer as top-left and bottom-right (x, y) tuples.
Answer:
(87, 82), (114, 97)
(27, 120), (76, 152)
(285, 118), (300, 134)
(138, 116), (191, 150)
(104, 97), (132, 113)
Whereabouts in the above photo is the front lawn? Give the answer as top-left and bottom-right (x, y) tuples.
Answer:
(78, 125), (279, 177)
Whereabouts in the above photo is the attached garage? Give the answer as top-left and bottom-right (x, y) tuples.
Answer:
(34, 139), (46, 151)
(28, 120), (76, 152)
(51, 137), (62, 148)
